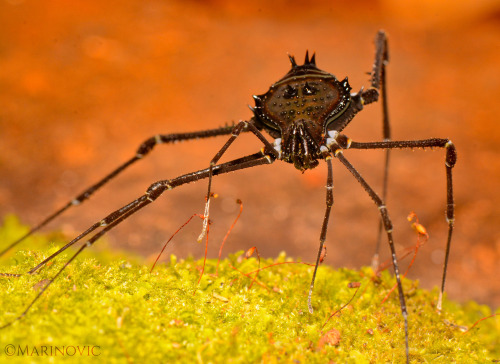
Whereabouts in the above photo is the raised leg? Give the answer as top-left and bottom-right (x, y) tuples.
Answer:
(0, 125), (238, 257)
(335, 150), (409, 362)
(348, 138), (457, 312)
(307, 155), (334, 314)
(0, 150), (276, 329)
(198, 120), (279, 241)
(370, 30), (392, 270)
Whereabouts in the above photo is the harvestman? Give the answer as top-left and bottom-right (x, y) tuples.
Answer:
(1, 31), (456, 362)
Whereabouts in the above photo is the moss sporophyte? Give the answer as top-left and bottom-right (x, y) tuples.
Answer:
(0, 216), (498, 363)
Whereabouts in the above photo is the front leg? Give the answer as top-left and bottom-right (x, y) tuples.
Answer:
(307, 155), (334, 314)
(335, 150), (409, 362)
(348, 137), (457, 311)
(198, 120), (279, 242)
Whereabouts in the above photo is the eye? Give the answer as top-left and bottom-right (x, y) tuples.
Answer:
(302, 82), (317, 95)
(283, 85), (298, 99)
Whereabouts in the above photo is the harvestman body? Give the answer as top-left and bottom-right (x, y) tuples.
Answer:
(1, 31), (456, 363)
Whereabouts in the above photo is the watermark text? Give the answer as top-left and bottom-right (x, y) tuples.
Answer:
(4, 344), (100, 357)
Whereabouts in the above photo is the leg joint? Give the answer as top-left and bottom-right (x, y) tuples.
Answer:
(378, 205), (393, 231)
(136, 136), (160, 157)
(445, 140), (457, 168)
(263, 154), (275, 164)
(232, 121), (248, 136)
(146, 181), (172, 200)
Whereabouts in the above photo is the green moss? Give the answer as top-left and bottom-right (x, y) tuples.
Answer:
(0, 215), (498, 363)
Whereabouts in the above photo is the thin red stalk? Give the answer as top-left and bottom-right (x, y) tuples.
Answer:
(463, 313), (499, 334)
(150, 214), (204, 273)
(322, 284), (361, 329)
(216, 199), (243, 275)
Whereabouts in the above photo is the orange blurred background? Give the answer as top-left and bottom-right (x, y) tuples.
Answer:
(0, 0), (499, 307)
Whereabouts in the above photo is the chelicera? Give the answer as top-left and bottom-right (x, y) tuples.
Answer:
(1, 31), (457, 363)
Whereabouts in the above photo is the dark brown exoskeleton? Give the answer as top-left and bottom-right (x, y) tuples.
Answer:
(251, 52), (353, 171)
(1, 31), (457, 363)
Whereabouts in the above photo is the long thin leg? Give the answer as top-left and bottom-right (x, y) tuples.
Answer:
(198, 120), (279, 241)
(370, 30), (391, 270)
(348, 138), (457, 312)
(28, 196), (151, 274)
(34, 152), (276, 273)
(0, 151), (276, 328)
(0, 125), (238, 257)
(335, 151), (409, 362)
(307, 155), (334, 314)
(0, 197), (147, 329)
